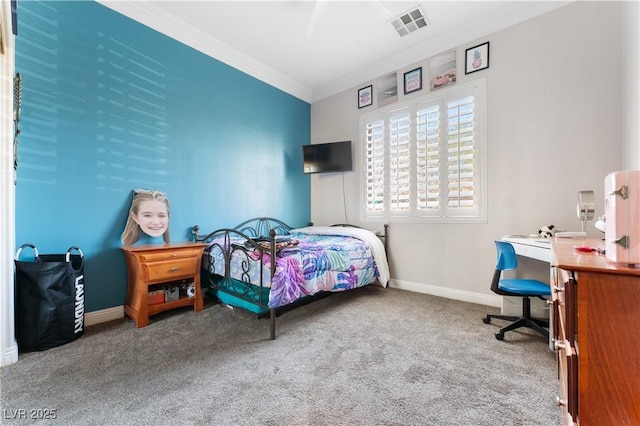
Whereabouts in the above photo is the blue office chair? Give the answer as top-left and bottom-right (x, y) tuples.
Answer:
(483, 241), (551, 341)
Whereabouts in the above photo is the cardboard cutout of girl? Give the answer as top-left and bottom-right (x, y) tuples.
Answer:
(121, 189), (171, 246)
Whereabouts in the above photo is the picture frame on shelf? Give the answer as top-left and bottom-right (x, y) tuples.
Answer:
(465, 41), (490, 74)
(429, 50), (456, 91)
(403, 67), (422, 94)
(358, 85), (373, 109)
(377, 72), (397, 107)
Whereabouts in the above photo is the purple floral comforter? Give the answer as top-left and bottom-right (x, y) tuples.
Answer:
(203, 230), (384, 308)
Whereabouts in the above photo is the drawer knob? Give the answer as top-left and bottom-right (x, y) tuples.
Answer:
(170, 267), (180, 272)
(556, 396), (567, 406)
(553, 286), (564, 293)
(554, 340), (565, 350)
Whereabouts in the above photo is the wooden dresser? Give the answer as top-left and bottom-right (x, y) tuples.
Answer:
(121, 242), (206, 328)
(551, 238), (640, 425)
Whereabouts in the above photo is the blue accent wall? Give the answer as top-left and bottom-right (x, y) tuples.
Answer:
(14, 1), (311, 312)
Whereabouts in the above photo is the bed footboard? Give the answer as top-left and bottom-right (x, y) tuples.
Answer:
(196, 227), (279, 340)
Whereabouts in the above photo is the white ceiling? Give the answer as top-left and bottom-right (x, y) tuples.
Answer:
(98, 1), (571, 103)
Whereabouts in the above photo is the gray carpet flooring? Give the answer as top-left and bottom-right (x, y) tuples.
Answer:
(1, 286), (559, 425)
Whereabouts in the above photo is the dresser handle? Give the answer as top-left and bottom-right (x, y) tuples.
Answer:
(554, 340), (565, 350)
(170, 267), (180, 272)
(556, 396), (567, 406)
(553, 285), (564, 293)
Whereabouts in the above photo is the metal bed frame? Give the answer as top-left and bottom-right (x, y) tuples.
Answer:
(192, 217), (388, 340)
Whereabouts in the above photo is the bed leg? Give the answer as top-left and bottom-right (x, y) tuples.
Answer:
(269, 308), (276, 340)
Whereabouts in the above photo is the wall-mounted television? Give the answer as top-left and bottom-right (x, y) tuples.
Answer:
(303, 141), (353, 174)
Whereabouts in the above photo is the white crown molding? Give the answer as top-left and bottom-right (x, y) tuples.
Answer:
(97, 1), (570, 105)
(310, 1), (571, 103)
(96, 0), (313, 103)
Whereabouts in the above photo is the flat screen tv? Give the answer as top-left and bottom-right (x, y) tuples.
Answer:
(303, 141), (353, 174)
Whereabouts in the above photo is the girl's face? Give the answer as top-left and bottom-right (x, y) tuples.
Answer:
(132, 199), (169, 237)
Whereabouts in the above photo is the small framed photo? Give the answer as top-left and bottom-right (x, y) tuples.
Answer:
(465, 41), (490, 74)
(358, 85), (373, 109)
(403, 67), (422, 95)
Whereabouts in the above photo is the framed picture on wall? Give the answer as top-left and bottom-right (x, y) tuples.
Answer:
(403, 67), (422, 94)
(465, 41), (490, 74)
(358, 85), (373, 108)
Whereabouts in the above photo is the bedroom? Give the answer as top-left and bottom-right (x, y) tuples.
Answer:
(0, 0), (638, 368)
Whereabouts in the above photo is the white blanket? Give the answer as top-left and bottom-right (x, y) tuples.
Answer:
(291, 226), (390, 287)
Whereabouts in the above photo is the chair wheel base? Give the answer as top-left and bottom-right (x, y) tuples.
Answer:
(495, 333), (504, 341)
(482, 316), (491, 324)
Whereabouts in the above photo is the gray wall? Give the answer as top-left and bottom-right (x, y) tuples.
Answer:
(622, 0), (640, 169)
(310, 1), (635, 305)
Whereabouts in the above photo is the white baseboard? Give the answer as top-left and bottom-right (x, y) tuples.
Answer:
(388, 278), (502, 308)
(1, 344), (19, 367)
(82, 286), (495, 327)
(84, 288), (211, 327)
(85, 306), (124, 327)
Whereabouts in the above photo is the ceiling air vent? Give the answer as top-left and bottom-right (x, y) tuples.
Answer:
(390, 6), (428, 37)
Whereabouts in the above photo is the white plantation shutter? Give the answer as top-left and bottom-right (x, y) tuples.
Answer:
(361, 79), (485, 223)
(447, 96), (475, 210)
(416, 104), (440, 211)
(365, 118), (385, 213)
(389, 112), (411, 211)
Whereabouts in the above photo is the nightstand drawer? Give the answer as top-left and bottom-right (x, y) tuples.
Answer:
(138, 248), (202, 262)
(144, 258), (199, 282)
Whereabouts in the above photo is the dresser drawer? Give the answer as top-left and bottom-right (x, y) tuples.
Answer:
(557, 342), (569, 416)
(557, 343), (578, 425)
(144, 258), (199, 282)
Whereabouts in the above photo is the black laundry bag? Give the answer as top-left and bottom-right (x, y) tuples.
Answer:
(14, 244), (85, 352)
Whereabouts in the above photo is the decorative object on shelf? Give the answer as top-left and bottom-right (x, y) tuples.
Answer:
(429, 50), (456, 90)
(164, 285), (179, 302)
(376, 72), (397, 107)
(182, 281), (195, 298)
(465, 41), (490, 74)
(358, 85), (373, 109)
(148, 289), (164, 305)
(403, 67), (422, 94)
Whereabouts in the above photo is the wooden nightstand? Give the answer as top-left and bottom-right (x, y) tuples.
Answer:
(121, 242), (206, 328)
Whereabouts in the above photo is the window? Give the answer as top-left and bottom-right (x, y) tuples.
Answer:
(361, 79), (486, 223)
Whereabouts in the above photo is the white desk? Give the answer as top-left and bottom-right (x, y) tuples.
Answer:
(502, 236), (554, 264)
(501, 236), (554, 349)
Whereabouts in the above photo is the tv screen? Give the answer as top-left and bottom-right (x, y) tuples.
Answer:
(303, 141), (353, 174)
